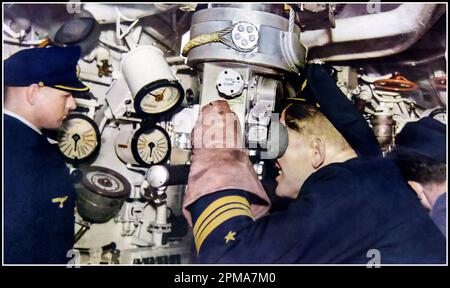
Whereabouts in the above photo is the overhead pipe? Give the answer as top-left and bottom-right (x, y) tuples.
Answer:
(301, 4), (438, 49)
(83, 3), (178, 24)
(305, 4), (444, 61)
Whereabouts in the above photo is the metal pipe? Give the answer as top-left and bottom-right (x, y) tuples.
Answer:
(83, 3), (178, 24)
(3, 35), (46, 45)
(400, 51), (446, 66)
(79, 72), (113, 86)
(152, 201), (168, 246)
(74, 221), (91, 244)
(301, 4), (437, 48)
(306, 4), (444, 61)
(310, 31), (432, 61)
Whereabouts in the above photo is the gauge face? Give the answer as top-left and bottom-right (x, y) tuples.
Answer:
(57, 114), (100, 163)
(86, 171), (125, 193)
(132, 125), (171, 166)
(140, 86), (180, 114)
(81, 166), (131, 198)
(134, 80), (184, 116)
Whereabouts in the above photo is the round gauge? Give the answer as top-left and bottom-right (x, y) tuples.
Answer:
(57, 114), (101, 163)
(134, 80), (184, 116)
(80, 166), (131, 198)
(131, 125), (171, 166)
(88, 173), (124, 192)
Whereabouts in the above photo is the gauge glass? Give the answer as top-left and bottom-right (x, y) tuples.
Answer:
(139, 86), (180, 114)
(135, 127), (170, 165)
(57, 115), (99, 162)
(85, 171), (125, 193)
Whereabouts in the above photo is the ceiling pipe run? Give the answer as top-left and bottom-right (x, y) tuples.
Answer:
(303, 4), (444, 61)
(301, 4), (438, 48)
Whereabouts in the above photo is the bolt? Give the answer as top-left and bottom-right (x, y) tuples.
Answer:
(247, 26), (254, 33)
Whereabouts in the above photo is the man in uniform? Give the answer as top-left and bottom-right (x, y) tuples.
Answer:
(4, 46), (89, 264)
(182, 64), (445, 264)
(392, 117), (447, 236)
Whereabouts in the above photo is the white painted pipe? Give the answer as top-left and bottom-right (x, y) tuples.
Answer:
(301, 4), (437, 49)
(313, 31), (423, 61)
(79, 72), (113, 86)
(83, 4), (177, 24)
(152, 203), (168, 246)
(3, 35), (46, 45)
(307, 4), (442, 61)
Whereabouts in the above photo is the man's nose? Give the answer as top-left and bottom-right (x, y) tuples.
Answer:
(67, 95), (77, 110)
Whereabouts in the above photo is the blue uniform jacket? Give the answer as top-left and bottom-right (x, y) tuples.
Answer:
(4, 114), (76, 264)
(302, 64), (382, 158)
(188, 158), (446, 263)
(186, 64), (444, 263)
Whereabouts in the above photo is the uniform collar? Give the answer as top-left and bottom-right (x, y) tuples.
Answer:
(4, 109), (43, 136)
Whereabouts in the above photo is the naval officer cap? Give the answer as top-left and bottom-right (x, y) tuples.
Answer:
(4, 45), (89, 93)
(395, 116), (446, 164)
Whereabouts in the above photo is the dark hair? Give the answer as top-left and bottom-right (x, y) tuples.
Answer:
(391, 148), (446, 185)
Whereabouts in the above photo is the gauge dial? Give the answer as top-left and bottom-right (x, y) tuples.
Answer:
(57, 114), (100, 163)
(86, 171), (125, 193)
(131, 125), (171, 166)
(82, 166), (131, 198)
(134, 80), (184, 116)
(140, 86), (180, 114)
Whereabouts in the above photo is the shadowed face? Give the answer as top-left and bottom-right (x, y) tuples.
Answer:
(34, 86), (77, 129)
(275, 110), (318, 199)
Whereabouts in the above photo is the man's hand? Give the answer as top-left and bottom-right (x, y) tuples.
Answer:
(192, 100), (242, 149)
(183, 100), (271, 226)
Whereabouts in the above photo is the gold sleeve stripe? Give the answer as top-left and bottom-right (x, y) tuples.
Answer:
(193, 196), (250, 236)
(195, 208), (253, 252)
(194, 202), (251, 239)
(301, 79), (308, 91)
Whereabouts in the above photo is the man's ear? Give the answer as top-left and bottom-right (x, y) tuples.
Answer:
(407, 180), (424, 196)
(311, 138), (326, 169)
(25, 84), (40, 105)
(408, 180), (432, 210)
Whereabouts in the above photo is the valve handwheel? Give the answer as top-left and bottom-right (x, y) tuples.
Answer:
(373, 75), (418, 92)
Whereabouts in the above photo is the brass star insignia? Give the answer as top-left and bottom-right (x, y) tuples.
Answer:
(224, 231), (236, 243)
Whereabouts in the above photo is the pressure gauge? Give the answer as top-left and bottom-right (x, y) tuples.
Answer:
(77, 166), (131, 223)
(57, 114), (100, 163)
(134, 80), (184, 116)
(115, 124), (171, 167)
(84, 168), (128, 195)
(121, 46), (185, 116)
